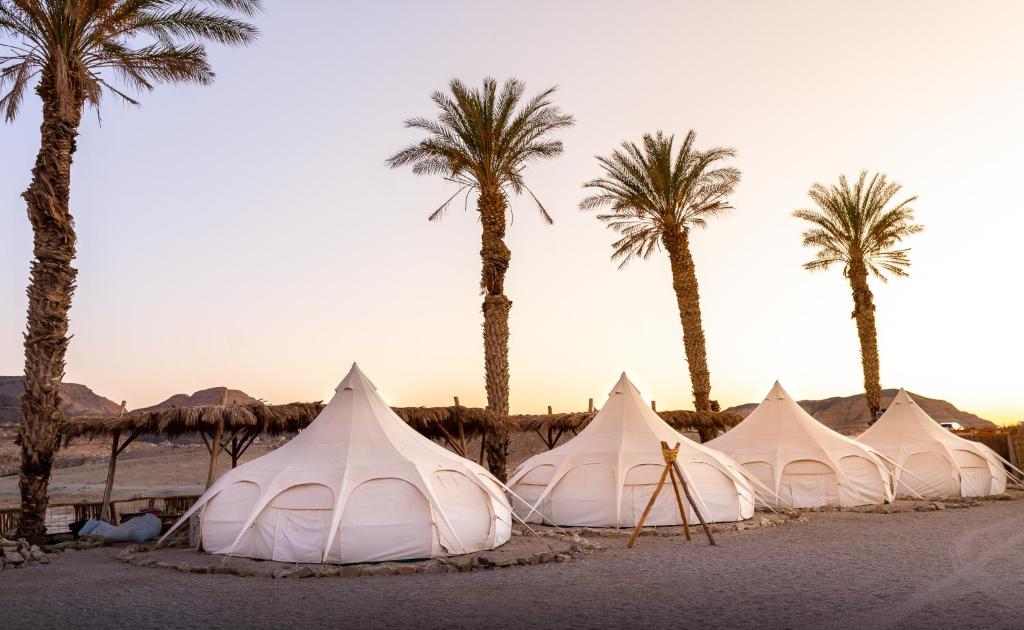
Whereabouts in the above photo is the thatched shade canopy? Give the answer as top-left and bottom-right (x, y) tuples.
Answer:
(392, 406), (517, 459)
(515, 409), (743, 448)
(61, 398), (507, 523)
(62, 401), (325, 443)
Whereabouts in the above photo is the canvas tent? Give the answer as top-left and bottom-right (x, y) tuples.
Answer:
(163, 364), (512, 563)
(704, 381), (893, 508)
(508, 373), (755, 527)
(857, 389), (1007, 497)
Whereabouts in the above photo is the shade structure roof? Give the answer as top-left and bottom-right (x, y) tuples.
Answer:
(857, 389), (1007, 497)
(508, 373), (755, 527)
(704, 381), (893, 508)
(163, 364), (512, 564)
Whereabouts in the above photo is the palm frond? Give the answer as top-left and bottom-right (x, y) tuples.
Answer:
(793, 170), (923, 281)
(0, 0), (261, 122)
(388, 77), (573, 223)
(581, 129), (739, 267)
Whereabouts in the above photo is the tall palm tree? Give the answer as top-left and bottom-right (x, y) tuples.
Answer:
(1, 0), (260, 542)
(388, 78), (573, 481)
(581, 131), (739, 413)
(794, 171), (923, 423)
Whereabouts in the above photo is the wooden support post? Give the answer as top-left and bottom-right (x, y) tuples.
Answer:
(205, 388), (228, 489)
(588, 398), (594, 412)
(99, 400), (127, 522)
(453, 396), (469, 456)
(627, 464), (671, 549)
(651, 400), (657, 411)
(547, 405), (552, 414)
(665, 441), (717, 547)
(667, 464), (692, 541)
(628, 442), (717, 549)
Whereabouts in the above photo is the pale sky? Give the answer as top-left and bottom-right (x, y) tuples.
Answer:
(1, 1), (1022, 424)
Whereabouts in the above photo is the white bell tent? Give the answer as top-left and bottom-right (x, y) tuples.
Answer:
(704, 381), (893, 508)
(508, 373), (755, 527)
(164, 364), (512, 564)
(857, 389), (1007, 497)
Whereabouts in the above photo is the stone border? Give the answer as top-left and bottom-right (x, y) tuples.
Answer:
(113, 531), (604, 578)
(1, 537), (58, 571)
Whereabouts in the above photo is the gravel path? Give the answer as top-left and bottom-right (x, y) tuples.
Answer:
(3, 500), (1023, 629)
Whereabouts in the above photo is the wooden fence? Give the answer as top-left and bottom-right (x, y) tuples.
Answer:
(0, 494), (200, 537)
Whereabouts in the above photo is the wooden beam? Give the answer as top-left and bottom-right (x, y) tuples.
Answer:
(205, 388), (228, 489)
(98, 401), (127, 522)
(665, 441), (717, 547)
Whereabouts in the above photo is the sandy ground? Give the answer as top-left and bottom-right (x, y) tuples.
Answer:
(0, 443), (276, 507)
(3, 500), (1023, 629)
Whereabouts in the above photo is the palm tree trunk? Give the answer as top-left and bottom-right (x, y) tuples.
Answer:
(663, 228), (713, 412)
(17, 72), (83, 542)
(847, 259), (882, 424)
(478, 187), (512, 481)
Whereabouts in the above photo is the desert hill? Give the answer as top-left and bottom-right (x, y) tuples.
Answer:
(131, 387), (260, 413)
(724, 388), (996, 433)
(0, 378), (259, 427)
(0, 376), (123, 426)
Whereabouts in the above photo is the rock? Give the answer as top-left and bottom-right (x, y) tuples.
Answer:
(933, 502), (946, 510)
(272, 568), (291, 579)
(417, 560), (445, 574)
(735, 523), (746, 531)
(190, 565), (210, 574)
(393, 565), (416, 575)
(210, 565), (236, 575)
(554, 553), (570, 562)
(291, 566), (316, 578)
(337, 565), (362, 577)
(474, 556), (496, 568)
(360, 564), (395, 577)
(4, 550), (25, 566)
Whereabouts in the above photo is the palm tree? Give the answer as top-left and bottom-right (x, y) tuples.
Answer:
(1, 0), (260, 542)
(581, 131), (739, 413)
(388, 78), (573, 481)
(794, 171), (923, 423)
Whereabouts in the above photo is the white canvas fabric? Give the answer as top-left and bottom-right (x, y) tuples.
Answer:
(164, 364), (512, 564)
(704, 381), (894, 508)
(508, 373), (755, 527)
(857, 389), (1007, 498)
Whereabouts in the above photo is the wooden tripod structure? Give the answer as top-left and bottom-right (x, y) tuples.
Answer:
(627, 441), (718, 548)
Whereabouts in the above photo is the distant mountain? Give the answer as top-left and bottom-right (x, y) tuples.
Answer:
(0, 376), (122, 426)
(131, 387), (260, 413)
(724, 389), (996, 433)
(0, 378), (261, 427)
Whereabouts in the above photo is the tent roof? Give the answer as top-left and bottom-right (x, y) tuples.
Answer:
(859, 388), (995, 454)
(705, 380), (883, 460)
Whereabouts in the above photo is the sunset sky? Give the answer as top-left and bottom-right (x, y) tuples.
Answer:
(1, 0), (1021, 424)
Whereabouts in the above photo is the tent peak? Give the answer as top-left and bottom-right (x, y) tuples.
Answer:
(892, 389), (915, 405)
(766, 380), (789, 400)
(609, 372), (640, 396)
(335, 363), (377, 393)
